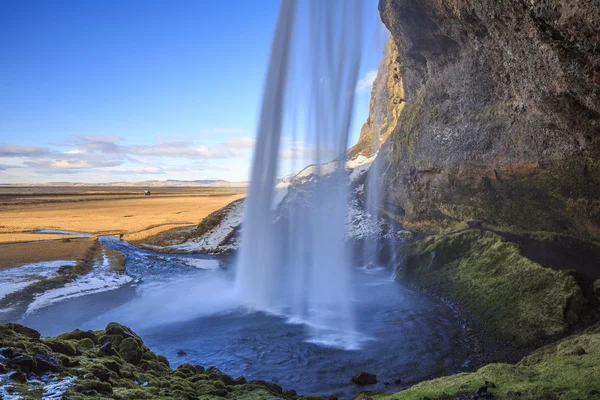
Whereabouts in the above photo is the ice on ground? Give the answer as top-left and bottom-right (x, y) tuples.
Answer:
(25, 250), (132, 314)
(42, 375), (77, 399)
(0, 260), (77, 301)
(346, 199), (381, 240)
(175, 258), (221, 270)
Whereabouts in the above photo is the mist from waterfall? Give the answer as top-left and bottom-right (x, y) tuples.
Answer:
(235, 0), (364, 349)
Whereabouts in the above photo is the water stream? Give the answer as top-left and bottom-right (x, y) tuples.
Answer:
(11, 236), (471, 398)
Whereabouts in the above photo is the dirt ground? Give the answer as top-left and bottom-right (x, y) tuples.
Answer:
(0, 186), (245, 268)
(0, 238), (99, 269)
(0, 186), (245, 240)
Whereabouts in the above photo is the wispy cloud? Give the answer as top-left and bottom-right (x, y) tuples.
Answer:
(0, 144), (51, 157)
(356, 70), (378, 93)
(0, 132), (255, 179)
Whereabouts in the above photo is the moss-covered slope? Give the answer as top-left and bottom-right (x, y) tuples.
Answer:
(0, 322), (300, 400)
(397, 230), (588, 345)
(357, 321), (600, 400)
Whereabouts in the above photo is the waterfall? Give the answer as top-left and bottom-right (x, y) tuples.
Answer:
(235, 0), (364, 349)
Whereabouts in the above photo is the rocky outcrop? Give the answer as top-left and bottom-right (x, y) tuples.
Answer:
(396, 229), (593, 345)
(349, 37), (405, 158)
(378, 0), (600, 240)
(0, 322), (306, 399)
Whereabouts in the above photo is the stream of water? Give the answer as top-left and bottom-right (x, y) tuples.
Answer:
(8, 236), (472, 398)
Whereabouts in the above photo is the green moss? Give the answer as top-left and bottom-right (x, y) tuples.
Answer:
(401, 230), (585, 344)
(43, 338), (77, 356)
(366, 323), (600, 400)
(76, 337), (96, 352)
(72, 379), (113, 394)
(119, 337), (143, 364)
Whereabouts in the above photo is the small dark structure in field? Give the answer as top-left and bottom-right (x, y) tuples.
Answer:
(144, 190), (151, 196)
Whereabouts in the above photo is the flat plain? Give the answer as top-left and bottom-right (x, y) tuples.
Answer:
(0, 186), (245, 267)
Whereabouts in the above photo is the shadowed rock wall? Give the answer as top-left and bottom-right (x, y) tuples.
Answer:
(378, 0), (600, 239)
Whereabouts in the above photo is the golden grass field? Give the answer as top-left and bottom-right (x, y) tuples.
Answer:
(0, 186), (245, 267)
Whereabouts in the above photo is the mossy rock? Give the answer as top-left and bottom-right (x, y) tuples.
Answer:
(72, 379), (113, 395)
(2, 323), (41, 340)
(367, 322), (600, 400)
(400, 230), (586, 344)
(57, 328), (98, 343)
(118, 337), (143, 365)
(43, 338), (77, 356)
(156, 354), (170, 368)
(98, 333), (124, 349)
(76, 337), (96, 352)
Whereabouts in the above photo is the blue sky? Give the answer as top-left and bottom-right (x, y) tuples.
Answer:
(0, 0), (386, 183)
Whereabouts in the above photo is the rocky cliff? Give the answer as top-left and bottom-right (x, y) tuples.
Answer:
(349, 37), (405, 158)
(377, 0), (600, 240)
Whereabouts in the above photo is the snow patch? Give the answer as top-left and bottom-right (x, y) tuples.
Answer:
(170, 200), (244, 253)
(25, 251), (132, 314)
(174, 258), (221, 270)
(346, 199), (381, 240)
(0, 260), (77, 301)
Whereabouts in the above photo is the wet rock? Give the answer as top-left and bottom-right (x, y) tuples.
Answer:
(283, 389), (297, 396)
(8, 355), (35, 372)
(0, 347), (18, 358)
(9, 370), (27, 384)
(234, 376), (248, 385)
(177, 350), (187, 356)
(32, 352), (62, 374)
(99, 340), (113, 354)
(352, 372), (377, 385)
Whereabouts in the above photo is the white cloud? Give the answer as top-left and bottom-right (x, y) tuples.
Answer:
(0, 144), (51, 157)
(356, 70), (378, 93)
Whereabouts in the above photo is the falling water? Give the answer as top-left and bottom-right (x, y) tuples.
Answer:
(236, 0), (364, 349)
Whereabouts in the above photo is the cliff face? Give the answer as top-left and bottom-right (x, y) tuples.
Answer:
(378, 0), (600, 239)
(349, 37), (405, 158)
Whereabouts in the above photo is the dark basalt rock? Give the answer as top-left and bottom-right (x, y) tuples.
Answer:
(8, 354), (35, 372)
(352, 372), (378, 385)
(9, 370), (27, 384)
(32, 352), (62, 374)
